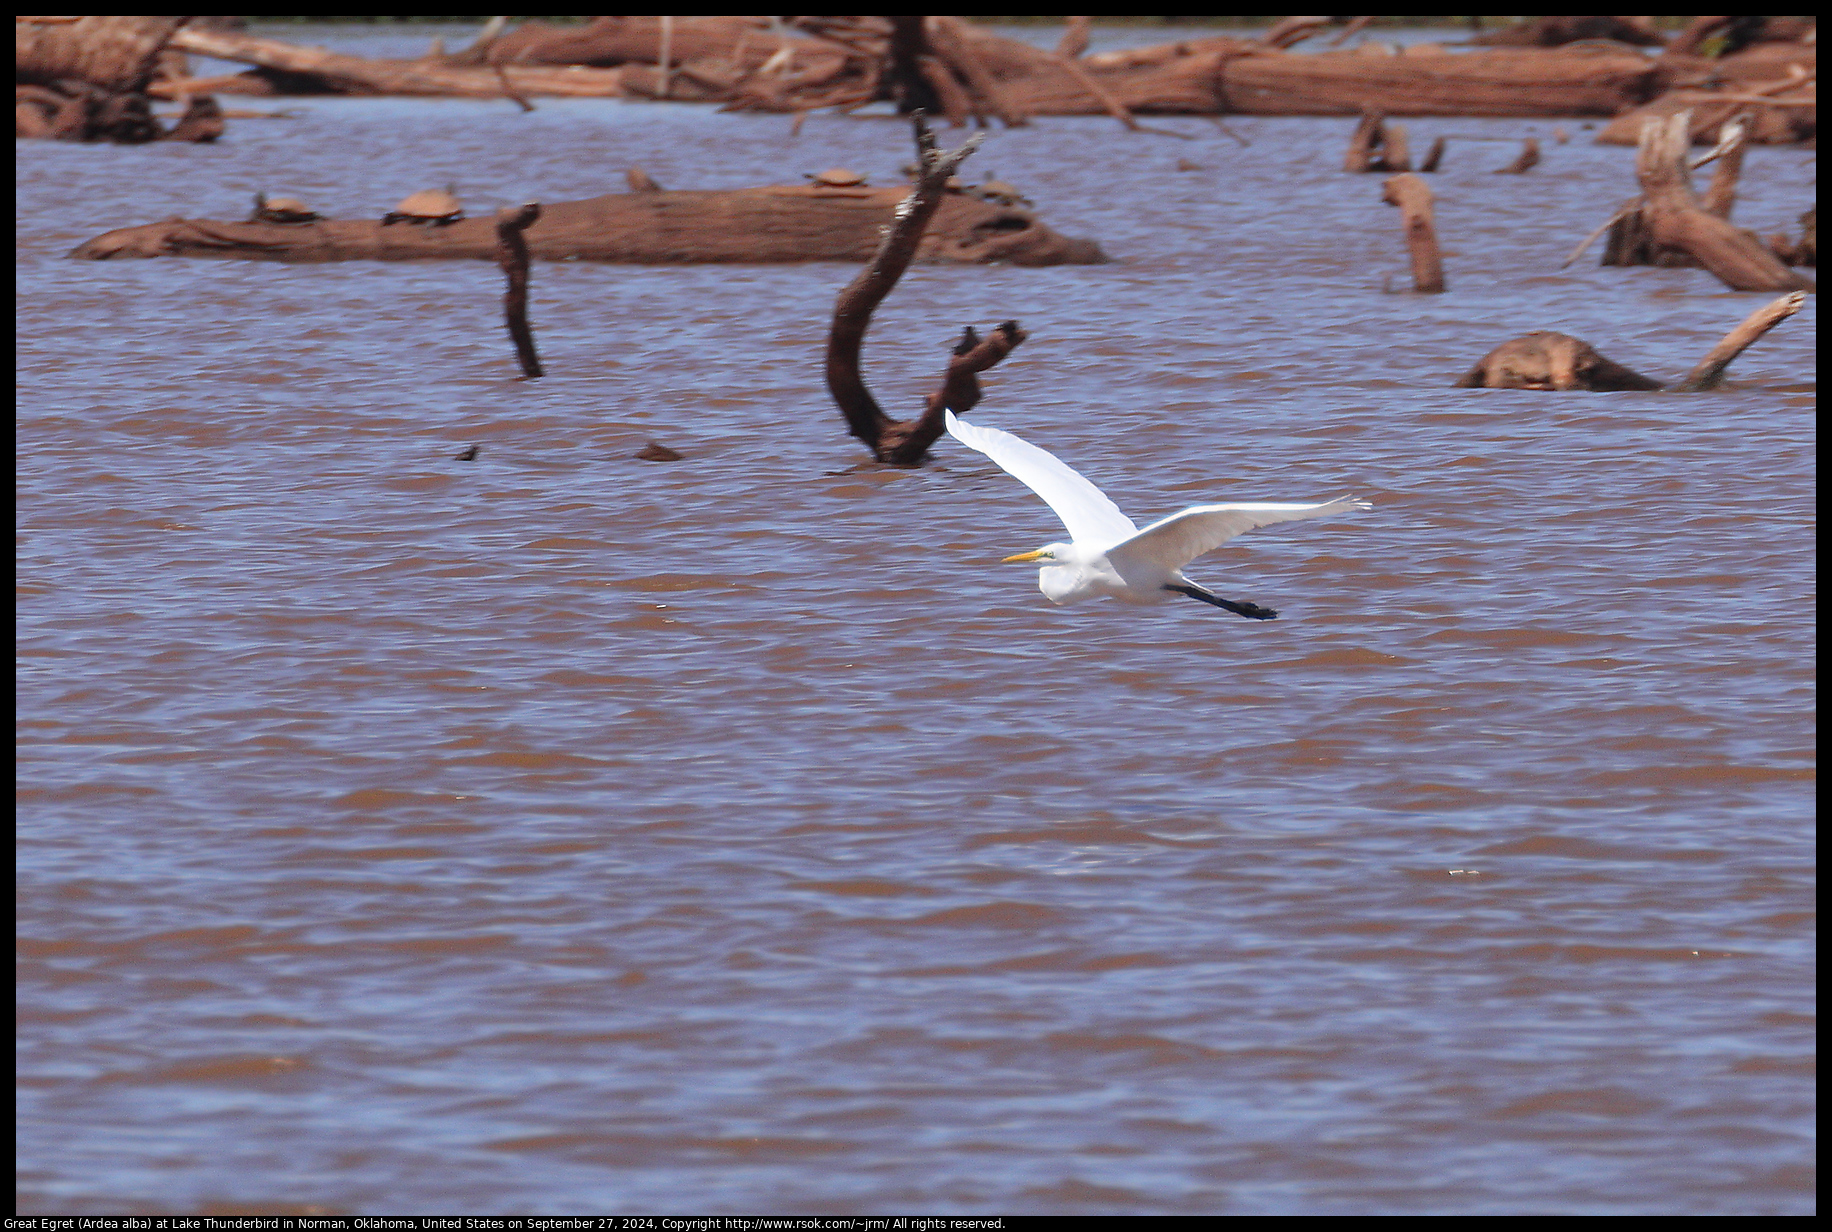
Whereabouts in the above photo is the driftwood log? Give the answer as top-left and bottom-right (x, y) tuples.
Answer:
(16, 15), (224, 143)
(1599, 70), (1817, 148)
(1601, 110), (1813, 292)
(1460, 290), (1807, 392)
(1381, 174), (1444, 294)
(114, 19), (1681, 121)
(154, 24), (629, 99)
(1471, 16), (1663, 48)
(826, 116), (1027, 466)
(71, 181), (1105, 267)
(1604, 28), (1816, 147)
(1219, 45), (1663, 117)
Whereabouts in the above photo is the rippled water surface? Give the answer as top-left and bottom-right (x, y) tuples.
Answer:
(17, 24), (1816, 1217)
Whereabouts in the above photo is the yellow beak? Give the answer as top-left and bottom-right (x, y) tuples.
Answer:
(1001, 549), (1050, 563)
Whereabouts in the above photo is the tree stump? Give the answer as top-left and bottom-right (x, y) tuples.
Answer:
(1381, 173), (1444, 293)
(1602, 110), (1813, 292)
(1345, 110), (1411, 173)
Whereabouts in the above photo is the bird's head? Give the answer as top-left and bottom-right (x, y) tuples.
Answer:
(1001, 543), (1068, 565)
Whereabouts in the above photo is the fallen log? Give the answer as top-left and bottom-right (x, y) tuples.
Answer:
(1596, 81), (1816, 147)
(485, 15), (766, 68)
(1600, 110), (1813, 292)
(107, 20), (1692, 125)
(997, 45), (1247, 117)
(16, 14), (186, 92)
(70, 181), (1107, 267)
(827, 114), (1027, 466)
(1471, 16), (1663, 48)
(1456, 333), (1664, 391)
(158, 25), (628, 99)
(1220, 45), (1664, 117)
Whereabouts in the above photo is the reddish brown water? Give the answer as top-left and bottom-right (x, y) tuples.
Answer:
(17, 24), (1816, 1217)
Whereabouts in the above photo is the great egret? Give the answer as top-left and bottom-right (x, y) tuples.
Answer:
(945, 410), (1369, 619)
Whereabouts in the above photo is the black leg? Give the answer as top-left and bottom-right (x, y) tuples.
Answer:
(1164, 582), (1278, 620)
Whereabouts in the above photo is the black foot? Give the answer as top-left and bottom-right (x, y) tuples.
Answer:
(1164, 583), (1278, 620)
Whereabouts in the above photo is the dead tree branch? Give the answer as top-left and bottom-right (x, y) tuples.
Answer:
(825, 114), (1027, 465)
(1675, 291), (1807, 391)
(494, 202), (543, 379)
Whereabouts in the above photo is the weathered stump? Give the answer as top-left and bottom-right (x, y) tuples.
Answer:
(1381, 174), (1444, 294)
(1344, 110), (1411, 173)
(1602, 110), (1813, 292)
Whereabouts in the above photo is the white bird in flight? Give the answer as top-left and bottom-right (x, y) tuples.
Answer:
(945, 411), (1369, 619)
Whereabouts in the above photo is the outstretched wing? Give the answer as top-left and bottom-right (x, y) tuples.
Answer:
(945, 411), (1137, 547)
(1108, 497), (1371, 573)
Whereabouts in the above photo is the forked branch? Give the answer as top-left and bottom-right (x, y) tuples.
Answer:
(825, 113), (1028, 465)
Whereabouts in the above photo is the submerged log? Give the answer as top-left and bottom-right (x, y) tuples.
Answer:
(1494, 137), (1540, 174)
(71, 182), (1107, 267)
(1456, 333), (1663, 391)
(1460, 292), (1806, 393)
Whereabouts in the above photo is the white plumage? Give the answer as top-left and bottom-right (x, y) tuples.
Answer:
(945, 410), (1369, 619)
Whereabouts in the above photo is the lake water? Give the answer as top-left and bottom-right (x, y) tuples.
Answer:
(16, 22), (1816, 1217)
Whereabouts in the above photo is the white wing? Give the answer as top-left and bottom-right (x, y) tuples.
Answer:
(945, 411), (1138, 547)
(1107, 497), (1371, 572)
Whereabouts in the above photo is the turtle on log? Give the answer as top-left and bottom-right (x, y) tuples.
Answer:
(249, 192), (322, 225)
(381, 186), (465, 227)
(804, 168), (868, 189)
